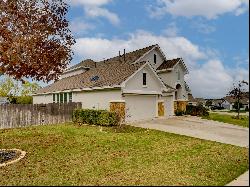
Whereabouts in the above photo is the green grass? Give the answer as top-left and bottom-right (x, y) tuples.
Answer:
(227, 110), (248, 113)
(0, 123), (248, 186)
(203, 113), (249, 128)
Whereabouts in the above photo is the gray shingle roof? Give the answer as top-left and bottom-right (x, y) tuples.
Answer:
(35, 45), (156, 94)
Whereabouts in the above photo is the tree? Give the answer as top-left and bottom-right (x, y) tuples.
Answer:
(21, 81), (41, 96)
(228, 80), (249, 119)
(0, 76), (41, 104)
(0, 0), (75, 82)
(205, 99), (213, 107)
(0, 76), (19, 97)
(233, 101), (243, 110)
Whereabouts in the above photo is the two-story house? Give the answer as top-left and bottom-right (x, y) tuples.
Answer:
(33, 44), (190, 122)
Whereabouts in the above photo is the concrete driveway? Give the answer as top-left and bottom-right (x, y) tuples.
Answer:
(131, 116), (249, 148)
(131, 116), (249, 186)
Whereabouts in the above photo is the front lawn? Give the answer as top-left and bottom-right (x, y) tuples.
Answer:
(203, 113), (249, 128)
(0, 123), (248, 186)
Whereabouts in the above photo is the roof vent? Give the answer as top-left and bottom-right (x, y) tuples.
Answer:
(90, 75), (99, 82)
(124, 49), (126, 61)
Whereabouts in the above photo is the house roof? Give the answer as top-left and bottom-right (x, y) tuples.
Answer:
(188, 93), (197, 102)
(35, 45), (157, 94)
(66, 59), (96, 72)
(156, 58), (181, 71)
(223, 95), (249, 105)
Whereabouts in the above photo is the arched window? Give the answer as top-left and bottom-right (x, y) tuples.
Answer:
(177, 70), (180, 80)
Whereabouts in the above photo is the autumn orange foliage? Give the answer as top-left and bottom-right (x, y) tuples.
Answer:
(0, 0), (75, 82)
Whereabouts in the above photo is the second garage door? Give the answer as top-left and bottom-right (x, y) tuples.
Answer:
(124, 95), (157, 122)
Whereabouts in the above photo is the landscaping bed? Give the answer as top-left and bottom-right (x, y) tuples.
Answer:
(0, 123), (248, 186)
(0, 150), (19, 164)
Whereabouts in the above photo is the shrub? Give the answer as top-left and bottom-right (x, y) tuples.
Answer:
(175, 110), (185, 116)
(186, 104), (209, 117)
(73, 109), (119, 126)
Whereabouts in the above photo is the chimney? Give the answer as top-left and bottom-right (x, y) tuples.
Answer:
(123, 49), (126, 61)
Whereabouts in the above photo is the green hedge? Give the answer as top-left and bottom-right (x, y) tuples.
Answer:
(73, 109), (119, 126)
(186, 105), (209, 117)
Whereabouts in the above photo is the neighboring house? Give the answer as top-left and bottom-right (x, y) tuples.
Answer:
(187, 94), (206, 106)
(195, 98), (206, 106)
(187, 93), (197, 106)
(210, 99), (224, 108)
(0, 97), (8, 104)
(33, 44), (190, 122)
(222, 95), (249, 110)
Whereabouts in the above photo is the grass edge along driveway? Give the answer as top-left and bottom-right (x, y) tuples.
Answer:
(0, 123), (249, 186)
(203, 113), (249, 128)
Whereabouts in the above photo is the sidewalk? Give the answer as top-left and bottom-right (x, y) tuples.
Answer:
(226, 170), (249, 186)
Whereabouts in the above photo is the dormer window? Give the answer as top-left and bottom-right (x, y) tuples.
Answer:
(143, 73), (147, 86)
(154, 54), (157, 64)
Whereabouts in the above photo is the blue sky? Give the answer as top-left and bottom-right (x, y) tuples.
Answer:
(63, 0), (249, 98)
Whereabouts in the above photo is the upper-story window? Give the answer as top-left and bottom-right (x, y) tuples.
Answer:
(143, 73), (147, 86)
(154, 54), (157, 64)
(177, 70), (180, 80)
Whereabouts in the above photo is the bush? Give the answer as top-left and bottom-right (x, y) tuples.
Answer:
(186, 104), (209, 117)
(175, 110), (185, 116)
(7, 95), (33, 104)
(73, 109), (119, 126)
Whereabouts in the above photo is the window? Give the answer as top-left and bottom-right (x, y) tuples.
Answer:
(69, 92), (72, 102)
(60, 93), (64, 103)
(57, 93), (59, 103)
(154, 54), (157, 64)
(64, 93), (67, 103)
(90, 75), (99, 81)
(143, 73), (147, 86)
(177, 70), (180, 80)
(53, 94), (55, 103)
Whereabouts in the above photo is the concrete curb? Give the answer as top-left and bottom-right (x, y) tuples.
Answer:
(0, 149), (26, 167)
(226, 170), (249, 186)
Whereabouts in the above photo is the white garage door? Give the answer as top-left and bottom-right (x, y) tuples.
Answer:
(125, 95), (157, 122)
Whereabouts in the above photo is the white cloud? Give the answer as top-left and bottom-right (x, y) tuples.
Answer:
(162, 22), (179, 37)
(186, 59), (249, 98)
(67, 0), (120, 25)
(72, 30), (248, 98)
(69, 18), (95, 36)
(69, 0), (112, 7)
(84, 6), (120, 25)
(186, 60), (233, 98)
(73, 30), (205, 66)
(191, 21), (216, 34)
(149, 0), (249, 19)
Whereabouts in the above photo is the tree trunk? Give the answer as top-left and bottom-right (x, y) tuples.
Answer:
(237, 96), (240, 119)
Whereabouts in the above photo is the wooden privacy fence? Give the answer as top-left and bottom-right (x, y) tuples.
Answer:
(0, 102), (82, 129)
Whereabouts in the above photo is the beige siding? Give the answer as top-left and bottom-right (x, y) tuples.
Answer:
(139, 48), (165, 70)
(73, 90), (122, 110)
(33, 94), (53, 104)
(123, 65), (163, 94)
(158, 63), (188, 100)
